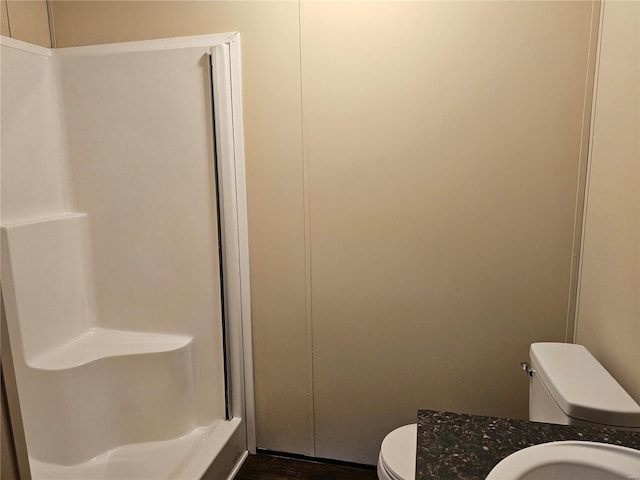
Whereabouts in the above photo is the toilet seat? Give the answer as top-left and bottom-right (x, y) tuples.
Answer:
(377, 424), (417, 480)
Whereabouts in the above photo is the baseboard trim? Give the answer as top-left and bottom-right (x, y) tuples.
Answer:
(255, 449), (376, 470)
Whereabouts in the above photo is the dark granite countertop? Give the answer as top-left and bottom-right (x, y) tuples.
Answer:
(416, 409), (640, 479)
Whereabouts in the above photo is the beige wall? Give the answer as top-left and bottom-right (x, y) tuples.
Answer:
(303, 1), (598, 463)
(1, 0), (10, 38)
(576, 0), (640, 402)
(2, 0), (50, 47)
(47, 1), (598, 463)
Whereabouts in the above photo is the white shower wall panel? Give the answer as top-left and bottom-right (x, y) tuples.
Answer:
(55, 46), (226, 426)
(0, 42), (70, 223)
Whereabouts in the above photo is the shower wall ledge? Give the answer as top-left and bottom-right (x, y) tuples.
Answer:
(29, 327), (193, 370)
(0, 212), (86, 228)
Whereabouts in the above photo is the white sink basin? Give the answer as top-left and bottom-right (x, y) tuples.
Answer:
(486, 441), (640, 480)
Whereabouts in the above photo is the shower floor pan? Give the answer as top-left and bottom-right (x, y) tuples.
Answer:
(30, 417), (243, 480)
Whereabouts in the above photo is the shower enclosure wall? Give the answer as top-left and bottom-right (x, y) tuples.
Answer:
(0, 33), (254, 480)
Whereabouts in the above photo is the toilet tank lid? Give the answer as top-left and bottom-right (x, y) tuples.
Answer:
(530, 343), (640, 428)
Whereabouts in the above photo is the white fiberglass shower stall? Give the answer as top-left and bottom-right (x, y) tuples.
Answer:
(0, 33), (254, 479)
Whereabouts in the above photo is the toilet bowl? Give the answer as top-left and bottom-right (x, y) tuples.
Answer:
(376, 424), (416, 480)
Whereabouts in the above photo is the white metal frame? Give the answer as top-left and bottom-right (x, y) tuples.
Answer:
(0, 32), (256, 454)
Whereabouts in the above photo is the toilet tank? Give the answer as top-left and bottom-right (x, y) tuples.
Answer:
(528, 343), (640, 429)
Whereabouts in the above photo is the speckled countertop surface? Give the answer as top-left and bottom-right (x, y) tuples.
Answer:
(416, 409), (640, 479)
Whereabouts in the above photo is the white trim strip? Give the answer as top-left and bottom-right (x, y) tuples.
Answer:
(0, 35), (52, 56)
(53, 33), (236, 57)
(0, 33), (237, 58)
(228, 33), (257, 455)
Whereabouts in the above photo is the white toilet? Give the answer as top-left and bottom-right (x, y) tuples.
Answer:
(377, 424), (417, 480)
(526, 342), (640, 430)
(376, 342), (640, 480)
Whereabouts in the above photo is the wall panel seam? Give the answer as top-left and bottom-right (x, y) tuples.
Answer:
(564, 0), (602, 342)
(45, 0), (56, 48)
(4, 0), (11, 37)
(299, 0), (315, 457)
(573, 0), (607, 343)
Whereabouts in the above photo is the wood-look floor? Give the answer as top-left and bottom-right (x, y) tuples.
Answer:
(234, 453), (378, 480)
